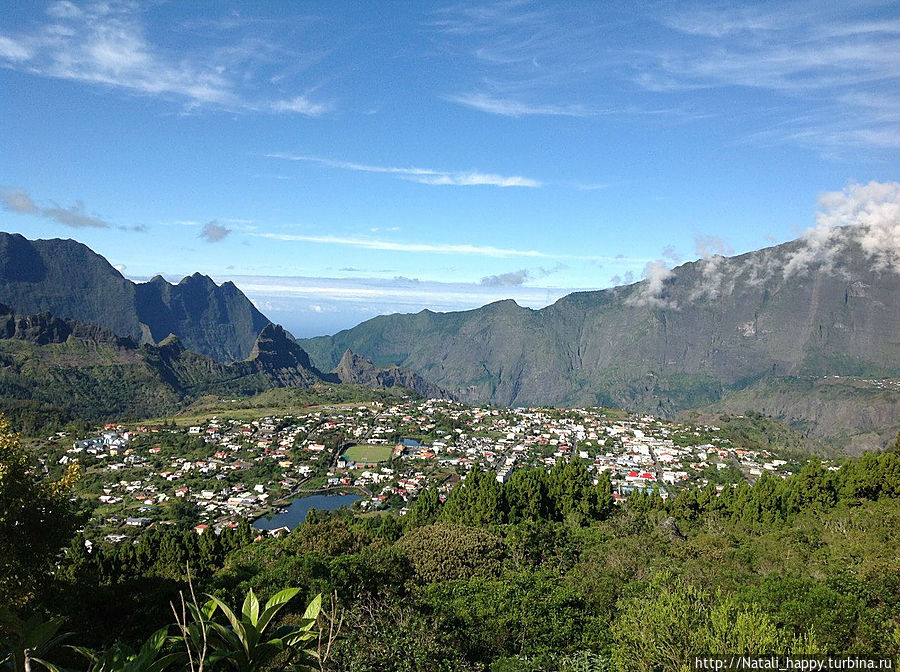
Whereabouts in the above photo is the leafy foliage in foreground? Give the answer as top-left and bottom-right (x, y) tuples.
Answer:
(0, 417), (82, 607)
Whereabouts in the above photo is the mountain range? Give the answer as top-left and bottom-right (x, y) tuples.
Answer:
(2, 228), (898, 452)
(0, 303), (317, 422)
(299, 227), (900, 452)
(0, 302), (442, 426)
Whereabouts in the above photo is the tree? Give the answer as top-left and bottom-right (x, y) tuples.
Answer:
(399, 523), (504, 582)
(405, 487), (442, 528)
(440, 470), (506, 526)
(0, 416), (81, 607)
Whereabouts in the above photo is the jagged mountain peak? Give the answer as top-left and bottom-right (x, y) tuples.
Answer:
(331, 347), (452, 400)
(0, 233), (272, 362)
(249, 323), (313, 369)
(178, 272), (216, 286)
(336, 348), (376, 373)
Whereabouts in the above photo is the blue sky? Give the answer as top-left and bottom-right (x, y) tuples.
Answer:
(1, 0), (898, 337)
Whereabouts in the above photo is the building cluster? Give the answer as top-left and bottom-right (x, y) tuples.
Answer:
(59, 399), (800, 541)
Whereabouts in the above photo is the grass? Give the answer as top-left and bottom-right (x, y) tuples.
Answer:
(343, 443), (394, 463)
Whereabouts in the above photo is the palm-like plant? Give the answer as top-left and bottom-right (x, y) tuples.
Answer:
(179, 589), (321, 672)
(0, 608), (69, 672)
(70, 627), (181, 672)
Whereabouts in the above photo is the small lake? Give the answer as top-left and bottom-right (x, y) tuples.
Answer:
(252, 493), (362, 531)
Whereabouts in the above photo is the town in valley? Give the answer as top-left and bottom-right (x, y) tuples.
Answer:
(40, 397), (807, 544)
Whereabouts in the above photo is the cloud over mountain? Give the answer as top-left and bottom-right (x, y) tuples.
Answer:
(785, 181), (900, 276)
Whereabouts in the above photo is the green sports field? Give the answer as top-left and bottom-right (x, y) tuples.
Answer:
(343, 443), (393, 463)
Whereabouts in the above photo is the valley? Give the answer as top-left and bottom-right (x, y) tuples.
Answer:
(3, 2), (899, 666)
(38, 397), (809, 542)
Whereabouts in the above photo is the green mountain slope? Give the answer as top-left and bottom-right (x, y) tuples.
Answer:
(0, 306), (325, 422)
(300, 231), (900, 449)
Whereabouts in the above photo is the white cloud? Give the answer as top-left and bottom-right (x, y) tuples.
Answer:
(644, 4), (900, 149)
(626, 260), (675, 309)
(661, 244), (682, 263)
(790, 180), (900, 274)
(686, 234), (735, 301)
(480, 269), (529, 286)
(443, 92), (674, 120)
(444, 92), (591, 118)
(46, 2), (83, 20)
(249, 231), (653, 264)
(412, 172), (540, 187)
(0, 2), (330, 115)
(689, 255), (731, 301)
(267, 153), (541, 188)
(694, 235), (733, 258)
(249, 233), (549, 258)
(0, 36), (32, 62)
(269, 95), (332, 116)
(658, 6), (900, 93)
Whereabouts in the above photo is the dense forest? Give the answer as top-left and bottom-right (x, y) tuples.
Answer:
(2, 416), (900, 671)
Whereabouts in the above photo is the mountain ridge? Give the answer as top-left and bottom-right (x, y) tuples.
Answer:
(0, 304), (446, 426)
(0, 232), (271, 361)
(0, 303), (325, 422)
(299, 228), (900, 450)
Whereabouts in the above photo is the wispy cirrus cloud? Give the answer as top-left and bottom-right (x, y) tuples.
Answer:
(432, 3), (683, 121)
(444, 91), (676, 119)
(268, 96), (332, 116)
(444, 92), (592, 118)
(248, 230), (652, 264)
(434, 1), (900, 149)
(639, 3), (900, 149)
(267, 153), (541, 187)
(249, 232), (550, 257)
(0, 1), (332, 115)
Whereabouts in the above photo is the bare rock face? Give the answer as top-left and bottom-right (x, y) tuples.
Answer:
(333, 348), (453, 399)
(244, 324), (328, 387)
(0, 302), (133, 346)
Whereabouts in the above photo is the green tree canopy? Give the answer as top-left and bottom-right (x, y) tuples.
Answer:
(0, 415), (81, 607)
